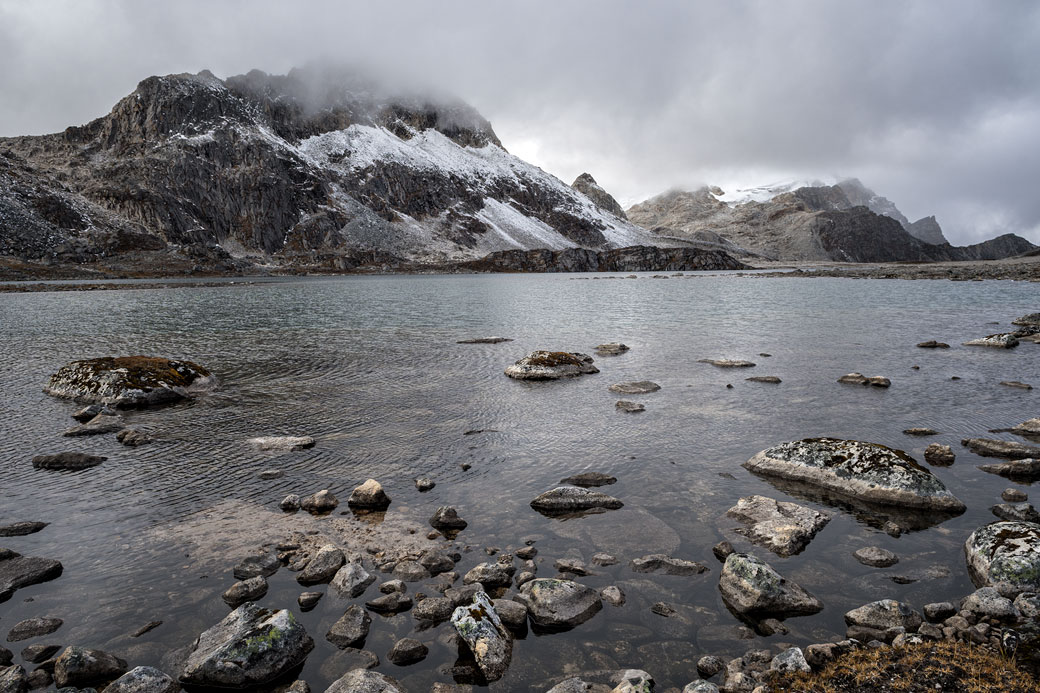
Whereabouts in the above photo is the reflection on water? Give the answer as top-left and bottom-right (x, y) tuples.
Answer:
(0, 273), (1037, 690)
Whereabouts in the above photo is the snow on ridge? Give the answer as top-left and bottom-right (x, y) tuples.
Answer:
(714, 178), (830, 206)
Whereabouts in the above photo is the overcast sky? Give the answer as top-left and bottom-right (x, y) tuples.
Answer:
(1, 0), (1038, 244)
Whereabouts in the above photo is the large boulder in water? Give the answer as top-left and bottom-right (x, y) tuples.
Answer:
(964, 521), (1040, 597)
(505, 351), (599, 380)
(44, 356), (216, 408)
(725, 495), (831, 557)
(530, 486), (623, 516)
(180, 603), (314, 689)
(743, 438), (965, 512)
(451, 590), (513, 681)
(515, 578), (602, 629)
(718, 553), (822, 619)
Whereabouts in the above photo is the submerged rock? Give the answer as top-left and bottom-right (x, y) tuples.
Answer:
(347, 479), (391, 509)
(853, 547), (899, 568)
(180, 603), (314, 688)
(31, 452), (106, 470)
(725, 495), (831, 556)
(963, 438), (1040, 459)
(991, 503), (1040, 523)
(248, 436), (315, 451)
(630, 554), (708, 576)
(924, 443), (955, 466)
(451, 591), (513, 681)
(457, 337), (512, 344)
(71, 403), (116, 422)
(0, 555), (63, 603)
(608, 381), (660, 394)
(504, 351), (599, 380)
(530, 486), (623, 515)
(116, 428), (153, 446)
(979, 458), (1040, 480)
(612, 669), (654, 692)
(326, 605), (371, 649)
(63, 413), (124, 436)
(743, 438), (965, 511)
(325, 670), (404, 693)
(746, 376), (782, 384)
(386, 638), (426, 666)
(698, 359), (755, 368)
(6, 617), (62, 642)
(43, 356), (215, 408)
(233, 553), (280, 580)
(837, 373), (890, 387)
(559, 472), (617, 487)
(718, 553), (822, 619)
(916, 340), (950, 348)
(615, 400), (645, 413)
(1000, 381), (1033, 390)
(964, 333), (1019, 348)
(0, 522), (47, 538)
(105, 666), (178, 693)
(515, 578), (602, 629)
(965, 521), (1040, 597)
(595, 343), (629, 356)
(903, 427), (939, 436)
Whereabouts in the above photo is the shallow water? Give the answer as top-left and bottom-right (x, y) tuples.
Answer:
(0, 273), (1037, 690)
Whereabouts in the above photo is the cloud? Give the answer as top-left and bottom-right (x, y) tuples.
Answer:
(0, 0), (1037, 244)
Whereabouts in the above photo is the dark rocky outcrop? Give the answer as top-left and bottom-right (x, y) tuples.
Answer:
(450, 245), (748, 273)
(571, 173), (627, 220)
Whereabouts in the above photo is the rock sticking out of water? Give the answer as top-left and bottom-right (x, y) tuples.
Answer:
(429, 506), (467, 532)
(698, 359), (756, 368)
(452, 591), (513, 681)
(330, 563), (375, 598)
(414, 478), (435, 492)
(844, 599), (923, 632)
(504, 351), (599, 380)
(853, 547), (899, 568)
(916, 340), (950, 348)
(1006, 418), (1040, 437)
(745, 438), (965, 512)
(116, 428), (152, 446)
(1002, 488), (1028, 502)
(71, 403), (116, 422)
(991, 502), (1040, 523)
(301, 489), (338, 514)
(457, 337), (513, 344)
(6, 617), (63, 642)
(595, 343), (629, 356)
(105, 666), (178, 693)
(387, 638), (427, 666)
(978, 458), (1040, 480)
(559, 472), (617, 487)
(222, 576), (268, 607)
(0, 522), (48, 537)
(280, 494), (302, 511)
(54, 646), (128, 689)
(515, 578), (602, 629)
(0, 554), (63, 603)
(297, 545), (346, 585)
(964, 333), (1019, 348)
(31, 452), (107, 470)
(530, 486), (623, 515)
(837, 373), (891, 387)
(965, 521), (1040, 597)
(746, 376), (781, 384)
(615, 400), (645, 413)
(233, 553), (280, 580)
(608, 381), (661, 394)
(63, 413), (124, 436)
(923, 444), (955, 466)
(43, 355), (216, 408)
(718, 553), (822, 619)
(180, 603), (314, 688)
(903, 427), (939, 436)
(326, 604), (371, 649)
(962, 438), (1040, 459)
(725, 495), (831, 556)
(347, 479), (391, 510)
(248, 436), (315, 451)
(1000, 381), (1033, 390)
(630, 554), (708, 576)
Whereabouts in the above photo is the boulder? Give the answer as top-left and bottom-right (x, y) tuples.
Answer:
(491, 599), (528, 630)
(297, 545), (345, 585)
(725, 495), (831, 556)
(0, 522), (47, 537)
(844, 599), (922, 631)
(743, 438), (965, 511)
(698, 359), (755, 368)
(0, 665), (26, 693)
(63, 414), (124, 436)
(6, 617), (62, 642)
(595, 343), (629, 356)
(364, 593), (412, 614)
(386, 638), (426, 666)
(247, 436), (315, 451)
(117, 429), (153, 446)
(326, 605), (371, 649)
(505, 352), (599, 380)
(746, 376), (782, 384)
(347, 479), (391, 510)
(515, 578), (602, 629)
(962, 587), (1019, 621)
(559, 472), (617, 487)
(718, 553), (822, 618)
(463, 562), (515, 588)
(179, 603), (314, 688)
(924, 444), (955, 466)
(280, 494), (302, 511)
(837, 373), (890, 387)
(964, 521), (1040, 597)
(1003, 489), (1029, 502)
(451, 591), (513, 681)
(105, 666), (178, 693)
(301, 489), (338, 514)
(413, 597), (453, 622)
(53, 646), (127, 688)
(964, 333), (1019, 348)
(31, 452), (106, 470)
(608, 381), (661, 394)
(979, 458), (1040, 480)
(18, 645), (59, 664)
(916, 340), (950, 348)
(330, 563), (375, 598)
(43, 356), (216, 407)
(771, 647), (811, 673)
(963, 438), (1040, 459)
(414, 478), (435, 491)
(429, 506), (467, 531)
(324, 670), (404, 693)
(1012, 313), (1040, 326)
(683, 682), (720, 693)
(615, 401), (645, 413)
(222, 576), (268, 608)
(530, 486), (623, 515)
(853, 547), (898, 568)
(630, 554), (708, 576)
(298, 592), (323, 611)
(0, 555), (63, 603)
(991, 503), (1040, 523)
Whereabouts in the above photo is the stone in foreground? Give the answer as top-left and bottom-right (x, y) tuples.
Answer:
(718, 553), (822, 619)
(743, 438), (965, 511)
(964, 333), (1019, 348)
(962, 438), (1040, 460)
(105, 666), (178, 693)
(44, 356), (216, 407)
(347, 479), (391, 509)
(180, 603), (314, 688)
(530, 486), (623, 515)
(53, 646), (127, 688)
(515, 578), (602, 629)
(725, 495), (831, 556)
(325, 670), (404, 693)
(504, 351), (599, 380)
(608, 381), (660, 394)
(451, 591), (513, 681)
(964, 521), (1040, 597)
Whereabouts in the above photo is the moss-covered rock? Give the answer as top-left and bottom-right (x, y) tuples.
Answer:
(505, 351), (599, 380)
(965, 521), (1040, 597)
(44, 355), (216, 408)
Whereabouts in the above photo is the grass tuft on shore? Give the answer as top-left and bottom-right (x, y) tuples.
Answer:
(770, 640), (1037, 692)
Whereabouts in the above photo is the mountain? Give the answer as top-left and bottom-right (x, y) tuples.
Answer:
(0, 68), (665, 275)
(627, 183), (1034, 262)
(571, 173), (627, 219)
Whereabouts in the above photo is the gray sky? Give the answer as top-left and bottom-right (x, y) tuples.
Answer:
(1, 0), (1038, 245)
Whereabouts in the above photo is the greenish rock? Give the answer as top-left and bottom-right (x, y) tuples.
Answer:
(179, 603), (314, 688)
(505, 352), (599, 380)
(451, 591), (512, 681)
(965, 521), (1040, 597)
(43, 356), (216, 408)
(718, 553), (822, 619)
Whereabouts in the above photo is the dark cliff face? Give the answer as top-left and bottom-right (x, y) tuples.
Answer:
(0, 68), (648, 273)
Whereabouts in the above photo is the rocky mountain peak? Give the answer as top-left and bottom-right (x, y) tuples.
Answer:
(906, 215), (949, 245)
(571, 172), (627, 219)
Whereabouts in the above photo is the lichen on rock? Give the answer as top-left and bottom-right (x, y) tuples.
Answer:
(44, 355), (216, 407)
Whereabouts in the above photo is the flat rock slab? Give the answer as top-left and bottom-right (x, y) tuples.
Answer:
(248, 436), (315, 451)
(515, 578), (602, 629)
(746, 376), (781, 384)
(916, 340), (950, 348)
(615, 400), (645, 413)
(837, 373), (890, 387)
(718, 553), (821, 619)
(964, 333), (1019, 348)
(844, 599), (922, 631)
(6, 617), (63, 642)
(325, 670), (404, 693)
(505, 352), (598, 380)
(853, 547), (899, 568)
(44, 356), (216, 408)
(979, 458), (1040, 480)
(965, 521), (1040, 597)
(0, 555), (63, 602)
(630, 554), (708, 575)
(32, 452), (107, 470)
(962, 438), (1040, 459)
(63, 414), (124, 436)
(180, 603), (314, 688)
(595, 342), (629, 356)
(1000, 381), (1033, 389)
(725, 495), (831, 556)
(559, 472), (617, 487)
(0, 522), (47, 537)
(530, 486), (623, 516)
(698, 359), (755, 368)
(457, 337), (512, 344)
(903, 428), (939, 436)
(744, 438), (965, 512)
(608, 381), (660, 394)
